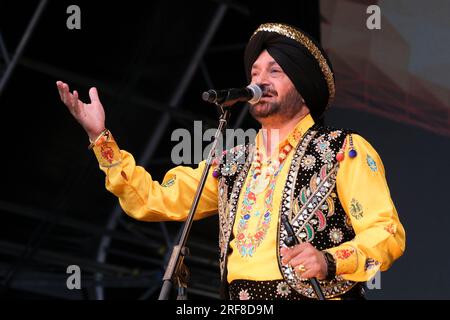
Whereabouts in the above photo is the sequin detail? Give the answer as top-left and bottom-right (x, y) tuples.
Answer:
(162, 176), (176, 187)
(329, 227), (344, 244)
(367, 154), (378, 172)
(301, 155), (316, 170)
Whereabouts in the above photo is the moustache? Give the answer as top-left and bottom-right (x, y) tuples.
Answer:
(259, 85), (277, 98)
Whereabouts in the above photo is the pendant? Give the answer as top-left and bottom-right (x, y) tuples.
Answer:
(252, 175), (270, 194)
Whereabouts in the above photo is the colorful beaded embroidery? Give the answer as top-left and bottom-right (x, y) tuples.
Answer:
(235, 143), (293, 257)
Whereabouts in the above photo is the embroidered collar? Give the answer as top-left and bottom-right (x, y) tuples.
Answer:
(255, 113), (315, 160)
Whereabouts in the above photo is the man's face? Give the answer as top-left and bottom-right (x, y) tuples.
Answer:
(249, 50), (304, 121)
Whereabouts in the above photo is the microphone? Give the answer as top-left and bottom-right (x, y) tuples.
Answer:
(202, 84), (264, 106)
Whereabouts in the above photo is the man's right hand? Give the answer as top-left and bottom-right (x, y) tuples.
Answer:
(56, 81), (106, 142)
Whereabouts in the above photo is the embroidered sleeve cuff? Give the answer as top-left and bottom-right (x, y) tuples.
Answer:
(92, 131), (122, 167)
(326, 245), (358, 276)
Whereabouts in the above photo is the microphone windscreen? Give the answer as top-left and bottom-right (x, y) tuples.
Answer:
(246, 84), (263, 104)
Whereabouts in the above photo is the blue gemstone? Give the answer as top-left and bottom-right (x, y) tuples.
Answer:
(349, 149), (357, 158)
(244, 214), (250, 220)
(264, 212), (270, 218)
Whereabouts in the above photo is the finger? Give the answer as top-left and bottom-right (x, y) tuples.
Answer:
(56, 83), (63, 100)
(281, 247), (299, 264)
(74, 90), (87, 117)
(61, 83), (72, 106)
(56, 81), (66, 101)
(281, 243), (309, 263)
(289, 245), (320, 265)
(89, 87), (100, 103)
(298, 265), (319, 279)
(72, 90), (82, 116)
(63, 82), (70, 93)
(292, 260), (314, 278)
(289, 252), (310, 266)
(73, 90), (78, 104)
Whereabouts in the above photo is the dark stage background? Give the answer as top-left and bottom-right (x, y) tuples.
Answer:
(0, 0), (449, 300)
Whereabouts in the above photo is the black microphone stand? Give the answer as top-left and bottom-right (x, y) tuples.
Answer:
(158, 106), (230, 300)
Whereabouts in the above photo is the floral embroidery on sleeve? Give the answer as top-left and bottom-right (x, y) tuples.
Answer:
(366, 154), (378, 172)
(349, 198), (364, 220)
(335, 248), (355, 260)
(384, 223), (397, 235)
(364, 258), (381, 271)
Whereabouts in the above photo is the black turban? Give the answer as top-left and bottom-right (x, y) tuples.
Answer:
(244, 23), (335, 120)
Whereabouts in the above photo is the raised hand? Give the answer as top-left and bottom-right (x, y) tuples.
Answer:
(56, 81), (106, 141)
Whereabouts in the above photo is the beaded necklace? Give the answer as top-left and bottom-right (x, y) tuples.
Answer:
(235, 142), (293, 257)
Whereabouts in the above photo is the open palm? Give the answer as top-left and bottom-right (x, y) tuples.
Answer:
(56, 81), (106, 141)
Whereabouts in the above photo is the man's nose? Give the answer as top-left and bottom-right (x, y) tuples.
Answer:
(252, 72), (270, 87)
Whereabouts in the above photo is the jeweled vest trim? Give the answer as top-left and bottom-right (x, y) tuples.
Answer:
(217, 125), (357, 299)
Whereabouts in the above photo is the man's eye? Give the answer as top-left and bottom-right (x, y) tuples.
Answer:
(271, 69), (281, 73)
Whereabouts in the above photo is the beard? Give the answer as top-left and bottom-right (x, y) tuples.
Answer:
(249, 86), (304, 121)
(249, 100), (280, 119)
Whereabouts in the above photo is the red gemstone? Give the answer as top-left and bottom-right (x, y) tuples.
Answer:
(336, 152), (344, 162)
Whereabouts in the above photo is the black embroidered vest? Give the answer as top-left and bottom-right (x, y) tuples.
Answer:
(216, 124), (358, 299)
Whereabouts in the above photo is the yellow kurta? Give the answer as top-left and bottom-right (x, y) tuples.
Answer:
(227, 115), (314, 282)
(94, 114), (405, 283)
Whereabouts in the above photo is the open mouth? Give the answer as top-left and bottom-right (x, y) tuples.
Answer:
(262, 91), (276, 98)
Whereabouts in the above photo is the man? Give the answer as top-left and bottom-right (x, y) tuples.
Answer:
(56, 23), (405, 300)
